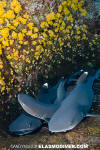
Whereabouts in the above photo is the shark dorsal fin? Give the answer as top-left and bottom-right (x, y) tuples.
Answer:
(43, 83), (48, 88)
(76, 72), (88, 85)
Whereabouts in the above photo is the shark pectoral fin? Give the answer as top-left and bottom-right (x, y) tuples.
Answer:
(86, 113), (100, 117)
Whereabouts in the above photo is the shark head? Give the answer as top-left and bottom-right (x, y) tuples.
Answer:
(9, 113), (42, 133)
(49, 105), (84, 132)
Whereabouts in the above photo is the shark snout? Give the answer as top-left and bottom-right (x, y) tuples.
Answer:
(49, 120), (74, 132)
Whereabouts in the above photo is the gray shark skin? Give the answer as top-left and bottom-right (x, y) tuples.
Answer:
(37, 78), (64, 104)
(54, 77), (66, 104)
(49, 70), (100, 133)
(9, 78), (65, 135)
(9, 70), (89, 135)
(76, 71), (88, 85)
(86, 113), (100, 117)
(9, 69), (100, 135)
(37, 83), (50, 104)
(18, 94), (59, 120)
(18, 78), (66, 121)
(18, 71), (86, 121)
(9, 82), (48, 135)
(64, 69), (84, 89)
(10, 70), (87, 135)
(38, 70), (84, 105)
(9, 113), (42, 135)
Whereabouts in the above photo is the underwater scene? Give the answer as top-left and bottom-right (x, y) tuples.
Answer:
(0, 0), (100, 150)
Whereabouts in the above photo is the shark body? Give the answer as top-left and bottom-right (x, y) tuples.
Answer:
(49, 70), (100, 132)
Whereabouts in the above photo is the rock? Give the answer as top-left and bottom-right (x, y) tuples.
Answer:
(0, 117), (100, 149)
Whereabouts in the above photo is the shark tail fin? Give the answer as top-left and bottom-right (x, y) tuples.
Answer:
(76, 72), (88, 85)
(86, 113), (100, 117)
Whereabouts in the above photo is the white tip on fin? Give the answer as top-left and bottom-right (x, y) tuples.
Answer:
(43, 83), (48, 88)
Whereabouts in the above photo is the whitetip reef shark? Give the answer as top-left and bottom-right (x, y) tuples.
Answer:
(49, 69), (100, 132)
(18, 70), (84, 121)
(10, 69), (96, 135)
